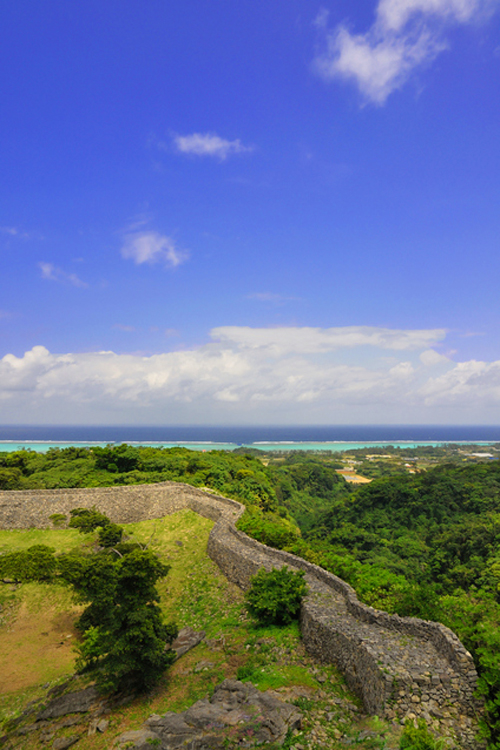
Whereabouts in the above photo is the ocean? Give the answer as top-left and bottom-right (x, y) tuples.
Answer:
(0, 425), (499, 453)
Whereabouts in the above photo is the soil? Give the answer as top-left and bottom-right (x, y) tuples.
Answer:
(0, 603), (80, 694)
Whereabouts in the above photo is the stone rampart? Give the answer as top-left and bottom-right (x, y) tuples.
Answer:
(0, 483), (484, 748)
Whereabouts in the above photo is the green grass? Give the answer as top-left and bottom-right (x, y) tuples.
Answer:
(0, 526), (84, 554)
(0, 510), (405, 750)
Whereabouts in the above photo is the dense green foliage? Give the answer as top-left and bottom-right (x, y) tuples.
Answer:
(62, 546), (177, 693)
(0, 543), (58, 582)
(290, 462), (500, 747)
(399, 718), (446, 749)
(68, 506), (112, 533)
(245, 566), (308, 625)
(267, 456), (350, 533)
(237, 507), (302, 550)
(3, 444), (500, 743)
(0, 509), (177, 694)
(0, 445), (276, 509)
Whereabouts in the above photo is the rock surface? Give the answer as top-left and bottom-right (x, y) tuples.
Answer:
(171, 626), (206, 658)
(52, 737), (80, 749)
(115, 679), (302, 749)
(38, 686), (100, 721)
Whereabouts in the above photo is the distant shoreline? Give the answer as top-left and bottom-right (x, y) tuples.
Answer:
(0, 437), (498, 454)
(1, 424), (499, 452)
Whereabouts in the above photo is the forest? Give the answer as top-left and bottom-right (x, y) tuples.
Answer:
(1, 444), (500, 746)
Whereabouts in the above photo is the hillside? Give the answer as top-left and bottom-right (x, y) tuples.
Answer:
(1, 445), (499, 746)
(0, 510), (404, 750)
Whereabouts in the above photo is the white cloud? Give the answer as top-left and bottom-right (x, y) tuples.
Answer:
(315, 26), (442, 104)
(420, 360), (500, 404)
(39, 262), (88, 288)
(3, 325), (498, 424)
(121, 231), (189, 268)
(211, 325), (446, 354)
(420, 348), (450, 366)
(377, 0), (487, 31)
(173, 132), (252, 160)
(313, 0), (497, 103)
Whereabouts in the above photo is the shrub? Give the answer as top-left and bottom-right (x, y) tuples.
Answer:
(399, 719), (445, 749)
(98, 522), (123, 547)
(69, 506), (111, 533)
(49, 512), (67, 527)
(245, 566), (308, 626)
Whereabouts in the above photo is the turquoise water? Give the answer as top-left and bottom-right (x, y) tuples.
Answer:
(0, 439), (496, 453)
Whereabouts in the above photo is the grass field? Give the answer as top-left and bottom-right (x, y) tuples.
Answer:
(0, 510), (403, 749)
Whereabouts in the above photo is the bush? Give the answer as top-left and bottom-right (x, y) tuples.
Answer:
(245, 566), (308, 625)
(49, 512), (67, 527)
(399, 719), (445, 749)
(69, 506), (110, 533)
(98, 523), (123, 547)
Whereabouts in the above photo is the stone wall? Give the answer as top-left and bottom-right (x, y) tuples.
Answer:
(0, 483), (484, 748)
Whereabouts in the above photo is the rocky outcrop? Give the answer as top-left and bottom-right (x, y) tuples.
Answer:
(171, 627), (206, 659)
(37, 686), (100, 721)
(0, 482), (485, 748)
(115, 679), (303, 749)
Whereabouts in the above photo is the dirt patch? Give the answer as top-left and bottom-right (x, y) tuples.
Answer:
(226, 652), (247, 677)
(0, 600), (80, 694)
(345, 476), (372, 484)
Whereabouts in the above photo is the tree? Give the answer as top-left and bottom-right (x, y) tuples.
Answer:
(0, 511), (177, 694)
(61, 548), (177, 693)
(0, 544), (57, 583)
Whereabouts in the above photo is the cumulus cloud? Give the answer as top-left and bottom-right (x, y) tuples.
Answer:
(420, 348), (450, 366)
(39, 262), (88, 288)
(121, 231), (189, 268)
(420, 360), (500, 403)
(3, 325), (498, 423)
(172, 132), (252, 160)
(313, 0), (497, 103)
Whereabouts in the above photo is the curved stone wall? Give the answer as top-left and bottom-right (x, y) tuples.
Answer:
(0, 482), (484, 748)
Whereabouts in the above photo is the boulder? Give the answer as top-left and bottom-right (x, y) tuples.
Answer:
(171, 627), (206, 659)
(115, 679), (302, 749)
(114, 729), (159, 748)
(38, 686), (100, 720)
(52, 737), (80, 750)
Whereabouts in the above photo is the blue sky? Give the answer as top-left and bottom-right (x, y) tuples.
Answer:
(1, 0), (500, 424)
